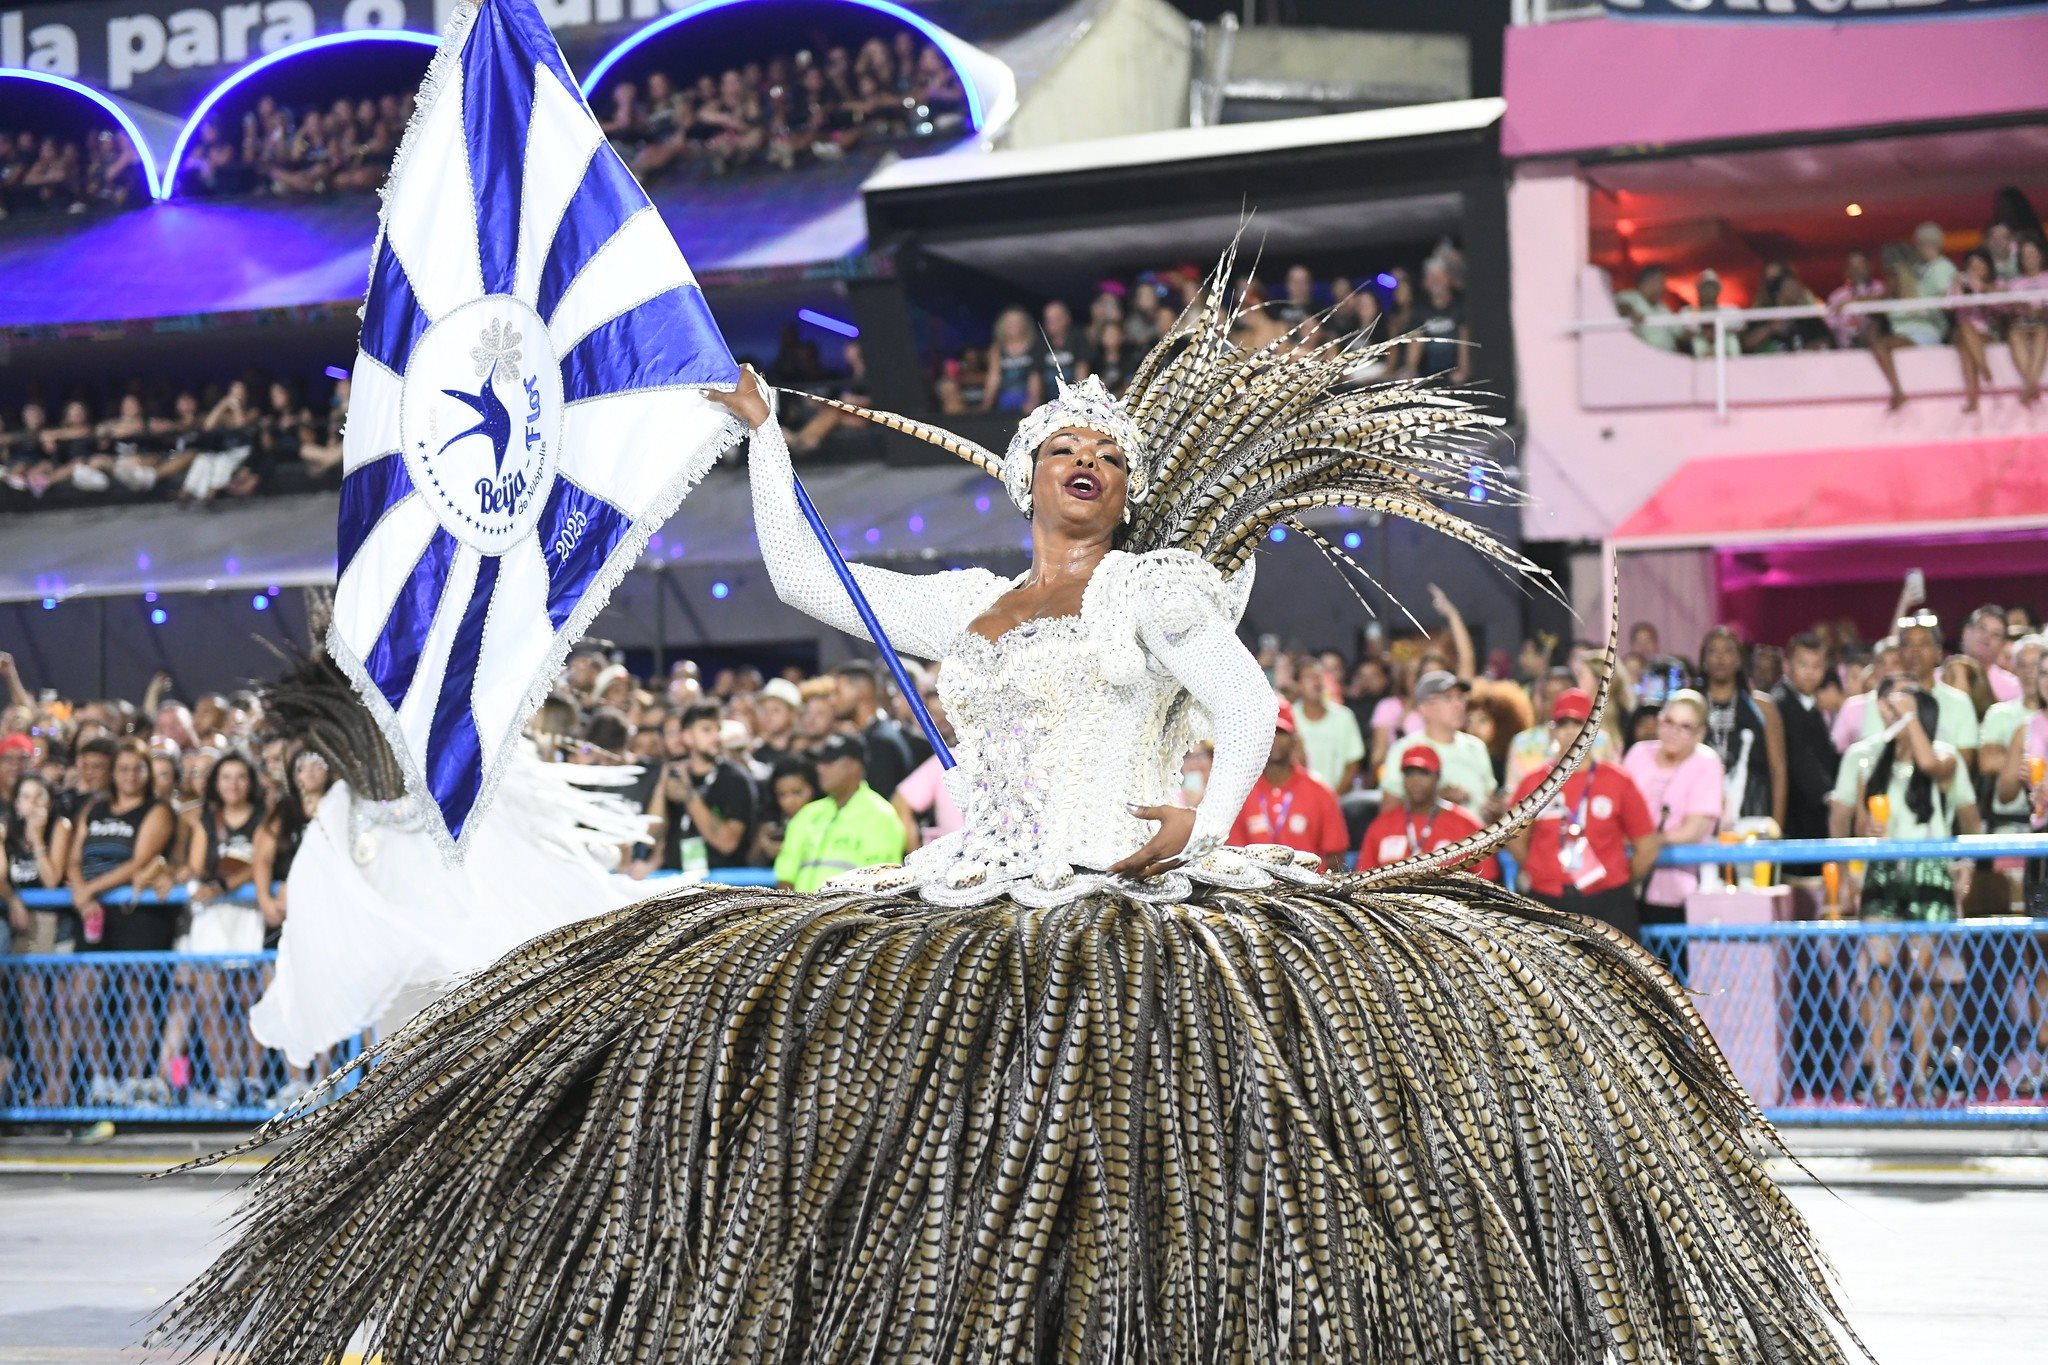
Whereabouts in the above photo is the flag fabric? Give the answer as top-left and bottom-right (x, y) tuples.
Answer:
(330, 0), (739, 860)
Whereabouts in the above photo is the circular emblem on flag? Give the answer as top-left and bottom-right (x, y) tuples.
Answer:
(400, 295), (564, 556)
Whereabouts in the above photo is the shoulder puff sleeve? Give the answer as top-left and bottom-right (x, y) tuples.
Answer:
(1126, 550), (1274, 852)
(749, 403), (1008, 660)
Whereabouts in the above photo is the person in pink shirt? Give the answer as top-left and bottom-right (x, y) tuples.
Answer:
(892, 692), (962, 850)
(1623, 690), (1726, 929)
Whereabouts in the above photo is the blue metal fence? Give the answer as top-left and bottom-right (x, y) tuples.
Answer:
(0, 950), (366, 1124)
(1643, 919), (2048, 1127)
(3, 844), (2043, 1126)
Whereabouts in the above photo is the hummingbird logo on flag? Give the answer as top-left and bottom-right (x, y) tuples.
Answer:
(329, 0), (741, 859)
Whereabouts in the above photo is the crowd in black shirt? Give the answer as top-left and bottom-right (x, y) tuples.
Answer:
(598, 31), (967, 181)
(931, 248), (1472, 414)
(0, 377), (347, 510)
(0, 127), (149, 217)
(177, 93), (408, 201)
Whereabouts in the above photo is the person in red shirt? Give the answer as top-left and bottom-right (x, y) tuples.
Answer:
(1357, 745), (1499, 880)
(1229, 698), (1351, 869)
(1507, 688), (1661, 940)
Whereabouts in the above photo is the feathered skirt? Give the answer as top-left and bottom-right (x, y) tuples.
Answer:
(155, 876), (1865, 1364)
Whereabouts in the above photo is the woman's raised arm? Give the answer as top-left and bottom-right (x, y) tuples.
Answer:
(715, 369), (1000, 661)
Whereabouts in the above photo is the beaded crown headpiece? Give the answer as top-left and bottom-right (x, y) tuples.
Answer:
(1000, 374), (1151, 512)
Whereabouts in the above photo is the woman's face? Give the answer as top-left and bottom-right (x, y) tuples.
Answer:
(63, 401), (88, 426)
(1702, 633), (1742, 683)
(2034, 653), (2048, 708)
(1658, 703), (1704, 759)
(14, 779), (48, 827)
(269, 383), (290, 411)
(150, 754), (178, 796)
(2021, 240), (2046, 276)
(774, 774), (816, 818)
(113, 750), (149, 799)
(120, 395), (143, 421)
(216, 759), (251, 806)
(1030, 428), (1128, 539)
(294, 751), (330, 803)
(1966, 254), (1993, 286)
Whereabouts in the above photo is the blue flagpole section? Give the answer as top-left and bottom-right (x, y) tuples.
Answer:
(789, 473), (956, 770)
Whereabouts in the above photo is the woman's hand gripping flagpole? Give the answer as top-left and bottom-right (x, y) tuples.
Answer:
(709, 367), (955, 770)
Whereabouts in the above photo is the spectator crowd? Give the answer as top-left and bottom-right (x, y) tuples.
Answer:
(7, 25), (962, 221)
(0, 127), (148, 218)
(177, 92), (408, 201)
(1, 375), (346, 510)
(598, 31), (966, 181)
(925, 248), (1475, 416)
(5, 568), (2048, 1114)
(1612, 215), (2048, 410)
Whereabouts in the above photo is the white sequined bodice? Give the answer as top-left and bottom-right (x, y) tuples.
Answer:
(921, 603), (1197, 894)
(747, 412), (1320, 904)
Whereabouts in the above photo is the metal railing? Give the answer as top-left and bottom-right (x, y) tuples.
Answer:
(0, 870), (778, 1124)
(1568, 285), (2048, 418)
(12, 864), (778, 916)
(4, 843), (2040, 1127)
(1643, 919), (2047, 1126)
(1645, 833), (2047, 1126)
(0, 950), (366, 1124)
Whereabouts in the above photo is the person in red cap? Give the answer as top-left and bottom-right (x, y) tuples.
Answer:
(1507, 687), (1661, 939)
(1358, 743), (1499, 880)
(1229, 697), (1351, 869)
(0, 731), (35, 795)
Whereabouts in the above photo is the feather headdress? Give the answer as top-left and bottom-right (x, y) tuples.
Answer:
(802, 237), (1540, 594)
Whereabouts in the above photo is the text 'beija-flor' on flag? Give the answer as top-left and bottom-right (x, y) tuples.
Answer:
(330, 0), (741, 860)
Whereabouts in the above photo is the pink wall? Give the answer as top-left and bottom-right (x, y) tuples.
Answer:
(1503, 13), (2048, 159)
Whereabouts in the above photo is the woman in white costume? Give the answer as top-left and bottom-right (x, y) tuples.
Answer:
(164, 256), (1866, 1363)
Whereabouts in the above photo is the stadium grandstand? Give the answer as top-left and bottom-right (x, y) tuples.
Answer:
(2, 1), (2046, 1358)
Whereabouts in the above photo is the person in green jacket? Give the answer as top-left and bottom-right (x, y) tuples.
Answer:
(775, 733), (906, 893)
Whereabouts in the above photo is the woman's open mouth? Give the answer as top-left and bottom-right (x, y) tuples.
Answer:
(1063, 471), (1101, 501)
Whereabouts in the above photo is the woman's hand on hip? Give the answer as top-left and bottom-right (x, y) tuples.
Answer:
(1109, 804), (1197, 879)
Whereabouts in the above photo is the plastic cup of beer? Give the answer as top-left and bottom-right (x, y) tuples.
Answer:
(2029, 755), (2046, 788)
(1866, 793), (1890, 831)
(1822, 861), (1841, 914)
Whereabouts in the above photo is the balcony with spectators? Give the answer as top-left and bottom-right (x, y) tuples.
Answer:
(1499, 2), (2048, 685)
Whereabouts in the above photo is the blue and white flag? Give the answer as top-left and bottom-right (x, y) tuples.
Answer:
(331, 0), (738, 859)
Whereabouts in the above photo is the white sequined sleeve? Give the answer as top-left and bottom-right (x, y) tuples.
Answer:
(747, 412), (1003, 661)
(1132, 559), (1277, 853)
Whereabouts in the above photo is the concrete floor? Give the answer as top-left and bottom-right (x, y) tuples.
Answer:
(1, 1173), (2043, 1362)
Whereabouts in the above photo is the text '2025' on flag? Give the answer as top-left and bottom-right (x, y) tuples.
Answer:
(329, 0), (741, 860)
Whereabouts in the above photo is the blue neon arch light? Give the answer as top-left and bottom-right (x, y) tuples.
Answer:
(161, 29), (439, 200)
(580, 0), (986, 133)
(0, 69), (165, 200)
